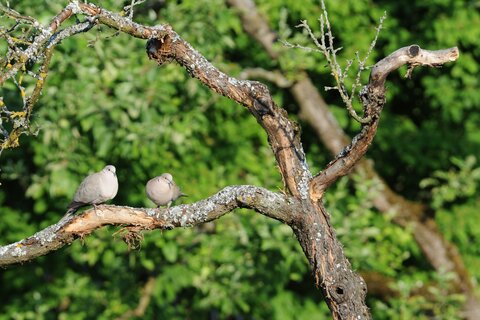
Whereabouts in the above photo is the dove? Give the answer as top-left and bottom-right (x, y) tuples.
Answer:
(145, 173), (186, 210)
(66, 165), (119, 215)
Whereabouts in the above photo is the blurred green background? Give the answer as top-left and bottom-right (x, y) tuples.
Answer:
(0, 0), (479, 319)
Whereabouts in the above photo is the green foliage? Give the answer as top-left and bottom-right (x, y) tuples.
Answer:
(373, 271), (465, 320)
(1, 0), (479, 319)
(420, 156), (480, 209)
(327, 175), (417, 276)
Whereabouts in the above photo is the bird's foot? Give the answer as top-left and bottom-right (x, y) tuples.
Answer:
(94, 204), (104, 217)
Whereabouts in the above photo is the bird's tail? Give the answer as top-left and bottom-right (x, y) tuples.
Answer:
(65, 201), (85, 216)
(180, 193), (188, 197)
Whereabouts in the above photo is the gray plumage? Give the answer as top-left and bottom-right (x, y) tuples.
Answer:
(66, 165), (118, 215)
(145, 173), (186, 209)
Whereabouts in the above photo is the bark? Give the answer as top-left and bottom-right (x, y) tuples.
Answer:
(226, 0), (479, 317)
(0, 185), (298, 266)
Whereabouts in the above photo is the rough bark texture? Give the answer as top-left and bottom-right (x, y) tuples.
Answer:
(291, 202), (370, 318)
(0, 2), (462, 319)
(0, 185), (298, 266)
(225, 0), (480, 316)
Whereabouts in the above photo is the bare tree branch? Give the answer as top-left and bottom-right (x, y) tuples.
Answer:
(369, 45), (459, 87)
(310, 45), (459, 198)
(145, 36), (311, 199)
(0, 185), (298, 267)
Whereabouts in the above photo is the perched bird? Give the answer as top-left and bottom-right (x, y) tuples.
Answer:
(145, 173), (186, 210)
(66, 165), (119, 215)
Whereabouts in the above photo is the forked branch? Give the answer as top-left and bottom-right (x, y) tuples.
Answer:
(309, 44), (459, 200)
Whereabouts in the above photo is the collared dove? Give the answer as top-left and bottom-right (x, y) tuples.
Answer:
(66, 165), (118, 215)
(145, 173), (186, 210)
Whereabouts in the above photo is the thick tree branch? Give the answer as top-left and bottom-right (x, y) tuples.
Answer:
(0, 185), (299, 267)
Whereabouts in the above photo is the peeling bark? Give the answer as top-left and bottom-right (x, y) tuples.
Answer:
(0, 185), (298, 266)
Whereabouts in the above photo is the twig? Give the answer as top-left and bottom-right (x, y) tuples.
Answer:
(123, 0), (147, 20)
(283, 0), (388, 124)
(0, 4), (40, 26)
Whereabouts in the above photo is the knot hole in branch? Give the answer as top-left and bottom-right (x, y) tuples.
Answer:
(408, 44), (420, 57)
(330, 283), (348, 302)
(250, 82), (276, 117)
(146, 36), (174, 65)
(328, 273), (366, 303)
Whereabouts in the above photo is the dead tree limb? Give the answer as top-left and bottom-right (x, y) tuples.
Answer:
(0, 185), (298, 266)
(309, 45), (459, 198)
